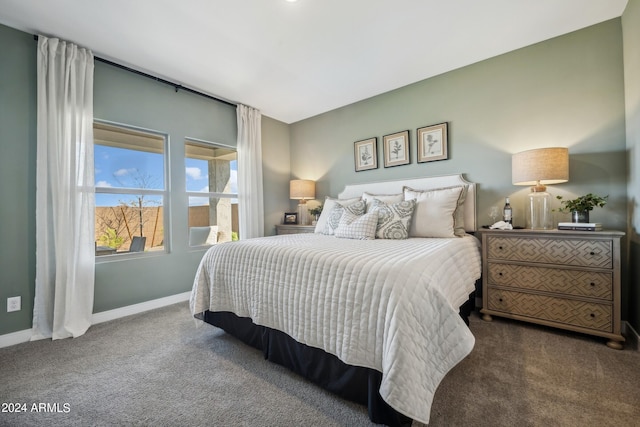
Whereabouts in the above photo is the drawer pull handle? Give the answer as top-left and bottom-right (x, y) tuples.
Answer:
(498, 272), (503, 276)
(590, 313), (596, 318)
(498, 246), (503, 250)
(499, 298), (503, 302)
(590, 282), (596, 287)
(590, 251), (595, 256)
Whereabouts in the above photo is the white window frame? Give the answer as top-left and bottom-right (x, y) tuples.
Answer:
(94, 119), (170, 258)
(185, 138), (238, 246)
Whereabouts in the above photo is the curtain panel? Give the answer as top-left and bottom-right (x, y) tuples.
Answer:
(237, 105), (264, 239)
(33, 36), (95, 340)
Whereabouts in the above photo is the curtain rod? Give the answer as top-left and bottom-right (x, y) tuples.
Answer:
(33, 35), (237, 108)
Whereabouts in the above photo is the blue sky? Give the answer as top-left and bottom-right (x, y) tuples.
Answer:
(95, 145), (237, 207)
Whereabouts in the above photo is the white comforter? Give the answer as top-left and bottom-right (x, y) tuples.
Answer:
(190, 233), (482, 424)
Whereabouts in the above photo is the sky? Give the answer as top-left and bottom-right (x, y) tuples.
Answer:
(95, 145), (237, 207)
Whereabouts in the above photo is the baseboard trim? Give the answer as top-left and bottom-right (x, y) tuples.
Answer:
(0, 292), (191, 349)
(0, 329), (33, 349)
(91, 291), (191, 325)
(622, 321), (640, 352)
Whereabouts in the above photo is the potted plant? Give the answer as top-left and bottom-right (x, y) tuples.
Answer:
(309, 204), (323, 224)
(555, 193), (608, 223)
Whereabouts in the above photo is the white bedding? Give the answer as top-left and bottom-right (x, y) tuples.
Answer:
(190, 233), (482, 424)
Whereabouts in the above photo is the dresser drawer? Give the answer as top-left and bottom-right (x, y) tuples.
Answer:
(486, 236), (612, 268)
(275, 225), (315, 235)
(276, 228), (313, 235)
(487, 263), (612, 300)
(487, 288), (612, 333)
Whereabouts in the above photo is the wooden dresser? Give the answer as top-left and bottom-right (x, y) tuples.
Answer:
(478, 229), (625, 349)
(275, 224), (316, 235)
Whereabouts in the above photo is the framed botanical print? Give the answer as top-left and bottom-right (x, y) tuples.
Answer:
(417, 122), (448, 163)
(383, 130), (410, 168)
(354, 137), (378, 172)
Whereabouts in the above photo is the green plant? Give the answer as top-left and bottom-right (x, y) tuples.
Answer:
(555, 193), (608, 213)
(97, 227), (124, 249)
(309, 204), (323, 216)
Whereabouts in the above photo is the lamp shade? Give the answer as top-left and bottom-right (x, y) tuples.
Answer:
(512, 147), (569, 186)
(290, 179), (315, 200)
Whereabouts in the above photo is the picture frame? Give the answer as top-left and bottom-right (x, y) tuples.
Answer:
(354, 137), (378, 172)
(383, 130), (410, 168)
(417, 122), (448, 163)
(283, 212), (298, 224)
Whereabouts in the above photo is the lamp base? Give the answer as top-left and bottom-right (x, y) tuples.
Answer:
(297, 202), (309, 225)
(526, 190), (553, 230)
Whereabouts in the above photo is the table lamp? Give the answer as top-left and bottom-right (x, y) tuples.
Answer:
(290, 179), (315, 225)
(512, 147), (569, 229)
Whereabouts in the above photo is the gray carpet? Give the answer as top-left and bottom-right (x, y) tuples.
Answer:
(1, 303), (638, 427)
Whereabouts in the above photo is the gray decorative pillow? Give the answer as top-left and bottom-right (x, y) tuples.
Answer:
(362, 191), (404, 212)
(314, 196), (362, 233)
(370, 198), (416, 239)
(323, 199), (366, 235)
(334, 210), (378, 240)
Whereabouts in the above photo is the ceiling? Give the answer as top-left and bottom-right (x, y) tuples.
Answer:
(0, 0), (628, 124)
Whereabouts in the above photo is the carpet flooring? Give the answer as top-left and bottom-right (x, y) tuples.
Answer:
(1, 303), (638, 426)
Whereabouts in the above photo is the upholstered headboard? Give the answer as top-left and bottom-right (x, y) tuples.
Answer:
(337, 174), (477, 232)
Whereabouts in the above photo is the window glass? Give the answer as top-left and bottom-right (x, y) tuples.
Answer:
(185, 140), (238, 245)
(94, 121), (167, 255)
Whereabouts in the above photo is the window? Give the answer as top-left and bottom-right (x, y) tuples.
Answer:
(185, 139), (238, 246)
(94, 121), (167, 256)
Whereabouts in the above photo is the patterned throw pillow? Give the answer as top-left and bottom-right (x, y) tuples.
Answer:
(362, 192), (404, 212)
(314, 196), (362, 233)
(323, 199), (366, 235)
(370, 198), (416, 239)
(334, 210), (379, 240)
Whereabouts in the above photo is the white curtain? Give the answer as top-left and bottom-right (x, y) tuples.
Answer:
(236, 104), (264, 239)
(33, 36), (95, 340)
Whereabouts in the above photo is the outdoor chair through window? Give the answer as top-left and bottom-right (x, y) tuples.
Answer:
(129, 236), (146, 252)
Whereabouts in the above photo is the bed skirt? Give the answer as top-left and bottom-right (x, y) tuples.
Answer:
(202, 296), (474, 426)
(204, 310), (412, 426)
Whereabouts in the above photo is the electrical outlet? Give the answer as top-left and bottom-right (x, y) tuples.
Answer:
(7, 296), (21, 312)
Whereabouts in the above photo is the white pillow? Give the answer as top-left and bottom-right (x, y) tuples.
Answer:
(404, 186), (467, 238)
(334, 210), (378, 240)
(362, 191), (404, 212)
(314, 196), (362, 233)
(370, 198), (416, 239)
(322, 199), (366, 235)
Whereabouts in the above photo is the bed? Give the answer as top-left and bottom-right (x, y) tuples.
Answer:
(190, 174), (482, 425)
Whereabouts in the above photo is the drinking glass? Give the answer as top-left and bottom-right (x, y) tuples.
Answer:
(488, 206), (500, 225)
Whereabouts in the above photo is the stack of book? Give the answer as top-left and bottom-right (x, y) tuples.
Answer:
(557, 222), (602, 231)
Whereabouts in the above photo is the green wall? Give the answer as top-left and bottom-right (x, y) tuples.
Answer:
(290, 20), (630, 318)
(262, 116), (291, 235)
(92, 62), (238, 313)
(623, 0), (640, 332)
(0, 25), (37, 335)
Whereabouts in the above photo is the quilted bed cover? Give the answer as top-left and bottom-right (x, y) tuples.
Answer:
(190, 233), (482, 424)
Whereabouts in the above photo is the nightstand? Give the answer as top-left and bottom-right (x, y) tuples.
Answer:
(275, 224), (316, 235)
(477, 229), (625, 349)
